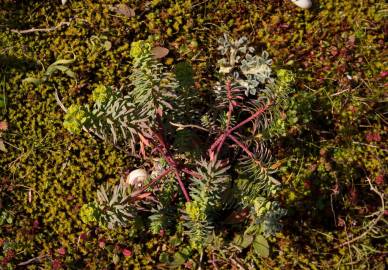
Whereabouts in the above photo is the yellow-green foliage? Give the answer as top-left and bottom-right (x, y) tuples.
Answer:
(79, 203), (97, 224)
(185, 201), (206, 223)
(276, 69), (295, 92)
(129, 40), (152, 59)
(63, 104), (86, 134)
(92, 85), (108, 104)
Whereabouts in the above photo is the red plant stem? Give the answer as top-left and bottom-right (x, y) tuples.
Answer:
(209, 101), (272, 158)
(215, 134), (226, 157)
(211, 254), (219, 270)
(228, 101), (272, 134)
(153, 124), (191, 202)
(213, 80), (234, 158)
(173, 171), (191, 202)
(181, 167), (202, 179)
(227, 134), (254, 158)
(130, 167), (174, 198)
(154, 129), (167, 150)
(208, 134), (225, 158)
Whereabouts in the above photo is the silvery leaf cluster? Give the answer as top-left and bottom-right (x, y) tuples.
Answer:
(217, 34), (274, 96)
(253, 201), (287, 237)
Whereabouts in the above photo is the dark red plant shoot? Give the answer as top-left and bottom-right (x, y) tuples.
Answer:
(131, 80), (273, 203)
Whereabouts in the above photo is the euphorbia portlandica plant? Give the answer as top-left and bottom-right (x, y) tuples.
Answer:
(67, 34), (294, 261)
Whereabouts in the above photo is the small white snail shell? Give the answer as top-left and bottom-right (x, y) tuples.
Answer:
(126, 169), (148, 187)
(291, 0), (312, 9)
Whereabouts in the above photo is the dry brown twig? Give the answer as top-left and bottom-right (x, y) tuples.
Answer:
(17, 254), (48, 267)
(169, 121), (208, 132)
(336, 177), (386, 248)
(10, 21), (70, 34)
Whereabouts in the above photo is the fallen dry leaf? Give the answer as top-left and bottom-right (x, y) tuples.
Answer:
(151, 46), (169, 59)
(114, 4), (135, 17)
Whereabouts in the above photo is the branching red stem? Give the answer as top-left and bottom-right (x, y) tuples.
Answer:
(173, 171), (191, 202)
(228, 134), (255, 158)
(215, 81), (234, 157)
(227, 101), (272, 135)
(181, 167), (202, 179)
(153, 121), (191, 202)
(145, 100), (271, 202)
(209, 101), (272, 159)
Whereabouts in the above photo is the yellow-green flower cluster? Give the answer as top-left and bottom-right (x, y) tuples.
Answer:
(185, 201), (206, 222)
(253, 197), (271, 217)
(130, 40), (152, 58)
(92, 85), (108, 104)
(190, 238), (203, 251)
(63, 104), (86, 134)
(276, 69), (295, 91)
(79, 203), (97, 224)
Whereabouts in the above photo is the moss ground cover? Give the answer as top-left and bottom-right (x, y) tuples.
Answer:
(0, 0), (386, 269)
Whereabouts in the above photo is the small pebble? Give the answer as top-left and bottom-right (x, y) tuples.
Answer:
(291, 0), (312, 9)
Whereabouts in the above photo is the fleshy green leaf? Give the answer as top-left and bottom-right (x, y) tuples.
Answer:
(159, 252), (171, 264)
(172, 252), (186, 265)
(0, 139), (7, 152)
(51, 59), (75, 65)
(233, 233), (254, 248)
(22, 77), (42, 85)
(252, 235), (269, 257)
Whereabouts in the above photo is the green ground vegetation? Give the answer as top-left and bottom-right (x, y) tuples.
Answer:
(0, 0), (386, 269)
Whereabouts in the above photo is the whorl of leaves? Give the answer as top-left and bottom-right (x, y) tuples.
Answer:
(129, 52), (178, 119)
(84, 88), (150, 152)
(258, 204), (287, 236)
(243, 99), (274, 135)
(96, 181), (136, 229)
(237, 142), (280, 205)
(247, 199), (287, 237)
(184, 213), (213, 251)
(148, 203), (177, 234)
(184, 159), (231, 249)
(189, 158), (231, 211)
(148, 176), (178, 234)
